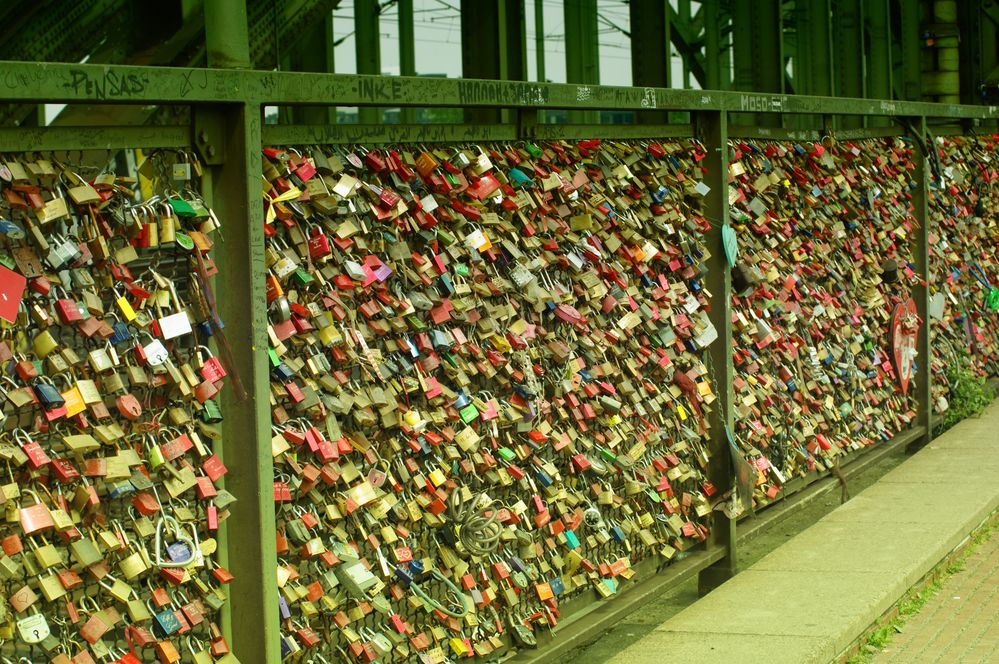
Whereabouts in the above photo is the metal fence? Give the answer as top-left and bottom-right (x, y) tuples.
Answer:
(1, 59), (997, 662)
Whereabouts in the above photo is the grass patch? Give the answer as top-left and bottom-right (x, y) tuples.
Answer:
(844, 516), (999, 663)
(934, 350), (995, 436)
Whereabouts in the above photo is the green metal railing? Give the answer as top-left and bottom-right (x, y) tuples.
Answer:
(1, 58), (992, 662)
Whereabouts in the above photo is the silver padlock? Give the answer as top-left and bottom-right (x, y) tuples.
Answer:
(17, 607), (50, 644)
(450, 150), (471, 170)
(46, 233), (81, 270)
(141, 333), (170, 366)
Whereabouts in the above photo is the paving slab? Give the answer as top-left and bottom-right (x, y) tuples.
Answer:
(607, 400), (999, 664)
(752, 519), (957, 587)
(608, 631), (834, 664)
(820, 482), (999, 524)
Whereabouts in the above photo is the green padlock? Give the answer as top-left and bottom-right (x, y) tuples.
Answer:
(458, 402), (479, 424)
(201, 399), (223, 423)
(291, 268), (314, 287)
(168, 197), (197, 218)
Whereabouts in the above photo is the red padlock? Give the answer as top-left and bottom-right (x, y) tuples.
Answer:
(116, 394), (143, 420)
(307, 227), (331, 259)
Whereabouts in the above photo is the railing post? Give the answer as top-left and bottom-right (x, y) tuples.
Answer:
(696, 109), (738, 594)
(206, 101), (279, 662)
(204, 3), (281, 661)
(909, 116), (934, 447)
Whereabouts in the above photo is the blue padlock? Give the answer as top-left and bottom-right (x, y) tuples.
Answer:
(280, 634), (296, 659)
(167, 541), (192, 563)
(564, 530), (580, 550)
(278, 595), (292, 619)
(394, 566), (414, 586)
(508, 168), (533, 188)
(438, 274), (454, 295)
(154, 608), (182, 637)
(108, 481), (135, 499)
(109, 321), (132, 345)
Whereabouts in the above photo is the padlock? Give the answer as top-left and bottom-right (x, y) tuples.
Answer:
(16, 607), (50, 643)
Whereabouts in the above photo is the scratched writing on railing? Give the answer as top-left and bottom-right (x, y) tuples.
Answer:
(3, 68), (47, 91)
(286, 124), (512, 145)
(457, 81), (549, 106)
(64, 69), (149, 99)
(739, 94), (787, 113)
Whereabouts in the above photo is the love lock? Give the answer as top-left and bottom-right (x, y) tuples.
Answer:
(583, 505), (605, 531)
(154, 514), (198, 568)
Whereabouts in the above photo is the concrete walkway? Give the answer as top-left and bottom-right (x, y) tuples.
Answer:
(607, 400), (999, 664)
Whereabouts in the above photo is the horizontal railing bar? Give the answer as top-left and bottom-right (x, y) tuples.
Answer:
(527, 123), (694, 140)
(262, 122), (699, 145)
(729, 125), (907, 141)
(262, 123), (516, 145)
(0, 124), (191, 152)
(0, 61), (997, 119)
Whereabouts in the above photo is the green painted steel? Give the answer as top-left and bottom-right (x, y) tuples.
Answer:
(911, 117), (933, 444)
(262, 122), (518, 145)
(866, 0), (893, 101)
(534, 0), (545, 83)
(726, 125), (904, 142)
(731, 0), (782, 126)
(794, 0), (832, 97)
(666, 1), (708, 89)
(354, 0), (381, 124)
(398, 0), (415, 124)
(2, 61), (998, 120)
(703, 0), (723, 91)
(460, 0), (527, 124)
(834, 0), (865, 128)
(0, 124), (190, 152)
(732, 0), (781, 94)
(527, 123), (695, 140)
(695, 109), (737, 594)
(564, 0), (599, 124)
(0, 11), (988, 659)
(209, 101), (280, 664)
(678, 0), (692, 88)
(287, 13), (336, 125)
(202, 3), (280, 663)
(205, 0), (251, 69)
(629, 0), (671, 125)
